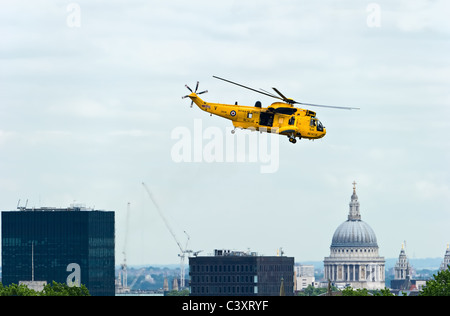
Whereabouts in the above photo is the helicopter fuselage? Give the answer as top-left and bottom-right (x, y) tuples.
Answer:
(187, 92), (326, 142)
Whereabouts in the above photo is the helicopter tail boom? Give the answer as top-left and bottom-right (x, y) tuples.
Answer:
(186, 93), (205, 108)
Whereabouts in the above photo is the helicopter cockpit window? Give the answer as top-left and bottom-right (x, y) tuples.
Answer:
(317, 120), (324, 132)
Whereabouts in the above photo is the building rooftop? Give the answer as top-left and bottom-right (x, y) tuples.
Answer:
(15, 203), (98, 212)
(213, 249), (259, 257)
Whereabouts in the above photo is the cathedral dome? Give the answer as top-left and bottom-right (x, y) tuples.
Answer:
(330, 182), (378, 248)
(331, 220), (378, 247)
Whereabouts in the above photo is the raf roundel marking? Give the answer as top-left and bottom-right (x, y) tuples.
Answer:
(230, 110), (236, 117)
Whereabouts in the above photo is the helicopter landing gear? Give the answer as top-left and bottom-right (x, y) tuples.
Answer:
(231, 127), (236, 134)
(289, 137), (297, 144)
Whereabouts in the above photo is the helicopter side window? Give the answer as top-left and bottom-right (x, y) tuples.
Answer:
(288, 116), (295, 125)
(247, 112), (253, 119)
(310, 119), (317, 127)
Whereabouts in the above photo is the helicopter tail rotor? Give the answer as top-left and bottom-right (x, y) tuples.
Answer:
(182, 81), (208, 107)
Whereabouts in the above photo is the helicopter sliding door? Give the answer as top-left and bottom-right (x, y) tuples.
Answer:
(259, 111), (274, 127)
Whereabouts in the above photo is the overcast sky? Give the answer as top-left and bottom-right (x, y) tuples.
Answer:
(1, 0), (449, 266)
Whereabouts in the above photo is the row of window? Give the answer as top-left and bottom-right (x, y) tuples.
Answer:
(332, 248), (377, 253)
(191, 283), (293, 296)
(191, 274), (257, 284)
(191, 264), (255, 273)
(191, 263), (293, 273)
(191, 285), (257, 295)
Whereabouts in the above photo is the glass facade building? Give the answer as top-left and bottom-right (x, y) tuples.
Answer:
(1, 208), (115, 296)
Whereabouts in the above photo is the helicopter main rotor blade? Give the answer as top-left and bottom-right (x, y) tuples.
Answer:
(213, 76), (283, 101)
(213, 75), (360, 110)
(272, 87), (360, 110)
(259, 88), (280, 99)
(294, 101), (360, 110)
(272, 87), (289, 101)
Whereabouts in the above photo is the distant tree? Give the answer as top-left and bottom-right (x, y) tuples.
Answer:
(165, 289), (189, 296)
(342, 287), (370, 296)
(419, 266), (450, 296)
(0, 281), (90, 296)
(297, 285), (336, 296)
(41, 281), (90, 296)
(342, 286), (393, 296)
(373, 287), (394, 296)
(0, 283), (39, 296)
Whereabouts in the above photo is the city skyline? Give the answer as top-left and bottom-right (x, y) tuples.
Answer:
(1, 1), (449, 266)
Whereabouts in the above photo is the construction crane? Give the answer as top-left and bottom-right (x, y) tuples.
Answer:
(142, 182), (200, 288)
(121, 202), (131, 292)
(116, 202), (131, 293)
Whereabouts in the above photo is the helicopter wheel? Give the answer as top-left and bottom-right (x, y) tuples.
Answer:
(289, 137), (297, 144)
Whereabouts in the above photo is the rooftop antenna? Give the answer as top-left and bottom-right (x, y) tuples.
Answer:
(121, 202), (131, 291)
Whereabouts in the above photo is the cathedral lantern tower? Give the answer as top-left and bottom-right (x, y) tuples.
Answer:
(394, 243), (411, 280)
(390, 243), (413, 291)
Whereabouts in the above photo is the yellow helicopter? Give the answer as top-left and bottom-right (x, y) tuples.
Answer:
(182, 76), (359, 144)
